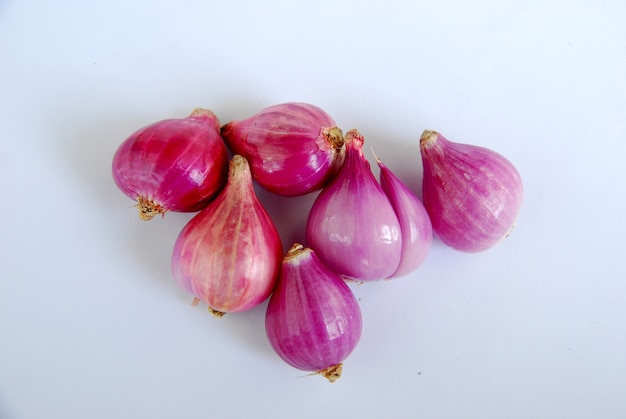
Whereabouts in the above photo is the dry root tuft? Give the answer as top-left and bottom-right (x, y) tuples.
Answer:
(317, 363), (343, 383)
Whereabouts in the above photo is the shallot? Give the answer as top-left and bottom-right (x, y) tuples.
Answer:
(112, 108), (228, 220)
(221, 102), (345, 196)
(376, 155), (432, 277)
(419, 130), (523, 252)
(306, 129), (402, 281)
(171, 155), (283, 316)
(265, 243), (362, 382)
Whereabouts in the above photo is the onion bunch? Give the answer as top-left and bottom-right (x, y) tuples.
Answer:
(111, 102), (523, 382)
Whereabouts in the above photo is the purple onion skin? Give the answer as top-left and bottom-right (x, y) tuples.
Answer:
(171, 155), (283, 315)
(221, 102), (345, 196)
(265, 244), (362, 382)
(420, 130), (523, 253)
(112, 109), (229, 220)
(305, 129), (402, 281)
(377, 157), (433, 278)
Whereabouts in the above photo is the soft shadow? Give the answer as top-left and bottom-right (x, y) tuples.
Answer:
(191, 299), (278, 360)
(50, 98), (296, 358)
(48, 107), (188, 293)
(50, 97), (429, 362)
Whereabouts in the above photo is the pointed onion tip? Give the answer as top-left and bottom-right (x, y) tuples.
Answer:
(231, 154), (247, 166)
(189, 107), (215, 118)
(420, 130), (440, 148)
(345, 129), (365, 147)
(285, 243), (306, 259)
(370, 147), (383, 165)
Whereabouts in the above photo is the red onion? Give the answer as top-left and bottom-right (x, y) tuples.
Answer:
(112, 108), (229, 220)
(376, 155), (433, 278)
(171, 155), (283, 316)
(265, 243), (362, 382)
(305, 129), (402, 281)
(420, 130), (524, 252)
(221, 102), (345, 196)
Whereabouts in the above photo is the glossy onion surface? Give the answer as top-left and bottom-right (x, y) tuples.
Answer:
(377, 156), (433, 278)
(420, 130), (523, 252)
(112, 108), (229, 220)
(306, 129), (402, 281)
(221, 102), (345, 196)
(171, 155), (283, 315)
(265, 244), (362, 382)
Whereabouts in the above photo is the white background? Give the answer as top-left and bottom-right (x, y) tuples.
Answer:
(1, 1), (625, 418)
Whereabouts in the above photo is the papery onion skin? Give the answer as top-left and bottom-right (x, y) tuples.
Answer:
(376, 156), (433, 278)
(221, 102), (345, 196)
(171, 155), (283, 314)
(420, 130), (523, 252)
(305, 129), (402, 281)
(265, 243), (362, 382)
(112, 108), (229, 220)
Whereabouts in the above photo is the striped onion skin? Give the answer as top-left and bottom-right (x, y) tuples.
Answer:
(112, 108), (228, 220)
(376, 156), (432, 278)
(420, 130), (523, 253)
(221, 102), (345, 196)
(171, 155), (283, 315)
(305, 130), (402, 281)
(265, 244), (362, 382)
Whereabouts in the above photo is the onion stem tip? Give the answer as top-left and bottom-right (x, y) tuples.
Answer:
(323, 127), (345, 151)
(286, 243), (306, 259)
(419, 130), (438, 148)
(370, 147), (382, 164)
(345, 129), (365, 147)
(190, 107), (217, 119)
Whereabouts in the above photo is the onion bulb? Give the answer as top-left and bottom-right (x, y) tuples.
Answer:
(265, 243), (362, 382)
(171, 155), (283, 316)
(306, 129), (402, 281)
(221, 102), (345, 196)
(376, 155), (432, 277)
(112, 108), (229, 220)
(420, 130), (523, 252)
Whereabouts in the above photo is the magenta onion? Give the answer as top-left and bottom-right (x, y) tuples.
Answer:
(376, 155), (433, 278)
(306, 129), (402, 281)
(112, 108), (229, 220)
(171, 155), (283, 316)
(265, 243), (362, 382)
(221, 102), (345, 196)
(420, 130), (523, 252)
